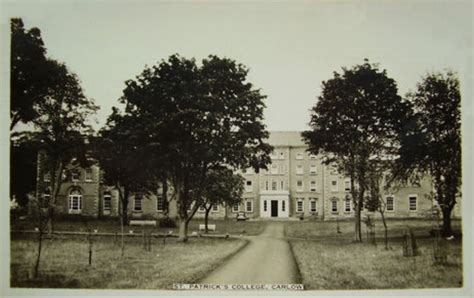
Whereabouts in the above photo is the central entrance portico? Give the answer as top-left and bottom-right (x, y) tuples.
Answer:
(260, 191), (290, 218)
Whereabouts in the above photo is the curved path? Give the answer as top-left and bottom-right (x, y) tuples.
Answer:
(200, 222), (299, 284)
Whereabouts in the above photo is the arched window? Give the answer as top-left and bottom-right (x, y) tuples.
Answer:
(69, 189), (82, 213)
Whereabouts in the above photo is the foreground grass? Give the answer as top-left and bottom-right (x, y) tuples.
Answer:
(286, 220), (463, 290)
(12, 218), (268, 236)
(11, 235), (247, 289)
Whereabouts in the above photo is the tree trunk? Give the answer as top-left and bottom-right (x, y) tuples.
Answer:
(441, 207), (453, 236)
(178, 219), (188, 242)
(204, 207), (211, 234)
(34, 231), (43, 278)
(122, 188), (129, 226)
(380, 211), (388, 250)
(354, 204), (362, 242)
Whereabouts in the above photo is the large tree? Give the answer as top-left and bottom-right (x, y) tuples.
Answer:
(398, 71), (461, 236)
(200, 167), (244, 233)
(302, 60), (412, 242)
(10, 18), (63, 130)
(121, 54), (272, 241)
(34, 60), (98, 232)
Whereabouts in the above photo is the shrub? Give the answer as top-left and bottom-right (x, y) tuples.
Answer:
(159, 217), (177, 228)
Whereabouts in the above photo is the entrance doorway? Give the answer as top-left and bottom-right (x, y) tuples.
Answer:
(271, 200), (278, 217)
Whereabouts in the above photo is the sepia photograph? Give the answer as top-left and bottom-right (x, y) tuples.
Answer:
(0, 0), (472, 297)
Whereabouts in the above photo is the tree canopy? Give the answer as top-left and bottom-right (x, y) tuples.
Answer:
(120, 54), (272, 240)
(302, 60), (412, 241)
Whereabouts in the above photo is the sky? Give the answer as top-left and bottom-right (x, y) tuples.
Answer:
(1, 0), (472, 132)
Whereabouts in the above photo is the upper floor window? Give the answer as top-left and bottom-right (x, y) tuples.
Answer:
(271, 164), (279, 175)
(43, 172), (51, 182)
(245, 180), (253, 192)
(309, 164), (317, 175)
(156, 195), (164, 212)
(409, 195), (417, 211)
(280, 152), (285, 159)
(296, 164), (304, 175)
(85, 168), (93, 182)
(331, 180), (338, 192)
(296, 180), (304, 192)
(386, 196), (394, 211)
(330, 164), (339, 175)
(296, 152), (303, 160)
(310, 180), (317, 192)
(344, 179), (351, 191)
(42, 188), (51, 207)
(271, 151), (278, 159)
(309, 154), (317, 159)
(271, 180), (278, 191)
(232, 204), (239, 212)
(212, 204), (219, 212)
(71, 170), (80, 182)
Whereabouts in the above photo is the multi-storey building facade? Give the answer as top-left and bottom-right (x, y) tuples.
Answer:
(34, 131), (461, 221)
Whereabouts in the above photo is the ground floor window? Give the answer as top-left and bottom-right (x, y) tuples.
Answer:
(134, 196), (142, 211)
(246, 201), (253, 212)
(263, 200), (267, 212)
(331, 199), (338, 213)
(103, 193), (112, 211)
(310, 199), (317, 213)
(212, 204), (219, 212)
(386, 196), (394, 211)
(232, 203), (239, 212)
(156, 195), (164, 212)
(282, 200), (286, 212)
(345, 197), (351, 212)
(69, 189), (82, 213)
(296, 199), (304, 213)
(409, 195), (417, 211)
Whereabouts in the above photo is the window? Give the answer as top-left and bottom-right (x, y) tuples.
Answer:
(263, 200), (267, 212)
(386, 196), (394, 211)
(331, 180), (338, 192)
(85, 168), (93, 181)
(272, 180), (277, 191)
(296, 199), (304, 213)
(232, 204), (239, 212)
(310, 199), (317, 213)
(68, 189), (82, 213)
(310, 181), (317, 192)
(309, 164), (317, 175)
(296, 152), (303, 160)
(245, 180), (253, 192)
(330, 164), (338, 175)
(43, 172), (51, 182)
(271, 164), (279, 175)
(297, 180), (303, 192)
(331, 199), (338, 213)
(212, 204), (219, 212)
(134, 196), (142, 211)
(280, 152), (284, 159)
(282, 200), (286, 212)
(271, 151), (278, 159)
(265, 181), (269, 191)
(345, 197), (351, 212)
(280, 181), (284, 190)
(198, 205), (206, 212)
(344, 179), (351, 191)
(409, 196), (417, 211)
(103, 192), (112, 211)
(246, 201), (253, 213)
(309, 154), (317, 159)
(156, 195), (164, 212)
(71, 170), (80, 182)
(42, 189), (51, 207)
(296, 164), (304, 175)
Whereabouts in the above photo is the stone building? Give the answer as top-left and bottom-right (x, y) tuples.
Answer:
(34, 131), (461, 221)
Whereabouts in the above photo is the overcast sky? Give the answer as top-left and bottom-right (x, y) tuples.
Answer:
(2, 0), (472, 131)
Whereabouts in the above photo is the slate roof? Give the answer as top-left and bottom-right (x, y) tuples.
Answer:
(266, 131), (306, 147)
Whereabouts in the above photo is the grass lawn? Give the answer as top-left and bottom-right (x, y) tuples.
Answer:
(286, 219), (463, 290)
(11, 217), (268, 236)
(11, 234), (248, 289)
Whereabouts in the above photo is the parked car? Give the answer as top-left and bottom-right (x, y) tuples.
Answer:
(236, 211), (248, 221)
